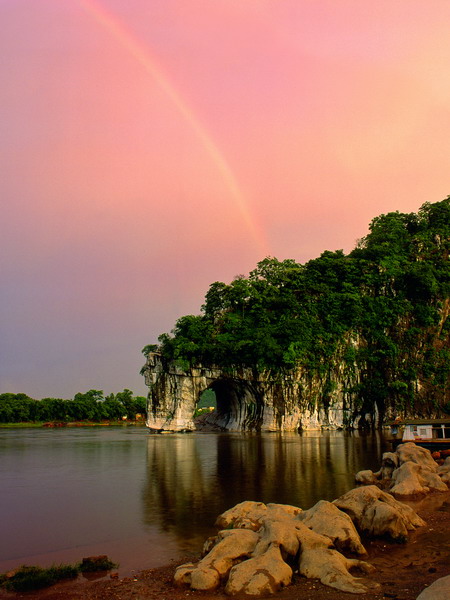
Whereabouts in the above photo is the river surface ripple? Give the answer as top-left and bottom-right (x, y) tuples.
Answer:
(0, 427), (389, 575)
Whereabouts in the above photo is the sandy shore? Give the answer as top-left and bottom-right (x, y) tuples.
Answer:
(1, 491), (449, 600)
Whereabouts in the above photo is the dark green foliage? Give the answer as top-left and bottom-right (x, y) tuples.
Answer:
(0, 393), (39, 423)
(198, 388), (217, 408)
(148, 198), (450, 418)
(142, 343), (159, 355)
(1, 557), (118, 592)
(0, 389), (147, 424)
(79, 556), (118, 572)
(1, 564), (79, 592)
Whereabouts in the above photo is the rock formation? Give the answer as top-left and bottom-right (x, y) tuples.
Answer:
(355, 442), (450, 498)
(333, 485), (425, 540)
(174, 492), (423, 595)
(416, 574), (450, 600)
(142, 200), (450, 433)
(142, 352), (360, 432)
(175, 444), (450, 596)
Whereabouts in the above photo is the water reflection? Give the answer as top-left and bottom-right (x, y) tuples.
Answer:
(0, 428), (389, 573)
(142, 431), (389, 551)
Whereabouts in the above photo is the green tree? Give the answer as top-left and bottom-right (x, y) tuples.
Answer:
(143, 198), (450, 420)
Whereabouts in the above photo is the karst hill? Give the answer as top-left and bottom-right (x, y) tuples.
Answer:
(141, 198), (450, 432)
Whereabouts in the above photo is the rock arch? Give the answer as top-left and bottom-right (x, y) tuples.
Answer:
(141, 353), (349, 432)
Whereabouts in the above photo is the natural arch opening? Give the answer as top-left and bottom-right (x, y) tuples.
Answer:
(196, 378), (264, 431)
(194, 389), (217, 421)
(198, 388), (217, 410)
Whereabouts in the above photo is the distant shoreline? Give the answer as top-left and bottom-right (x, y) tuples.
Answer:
(0, 421), (147, 428)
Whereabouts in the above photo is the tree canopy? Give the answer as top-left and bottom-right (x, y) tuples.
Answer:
(144, 198), (450, 416)
(0, 390), (147, 424)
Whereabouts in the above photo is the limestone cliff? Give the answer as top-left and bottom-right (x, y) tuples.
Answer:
(142, 199), (449, 432)
(142, 343), (373, 432)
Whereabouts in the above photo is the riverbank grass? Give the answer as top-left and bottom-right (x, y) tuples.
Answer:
(1, 557), (118, 592)
(0, 422), (46, 428)
(0, 564), (79, 592)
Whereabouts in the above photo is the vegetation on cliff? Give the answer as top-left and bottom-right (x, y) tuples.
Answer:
(144, 198), (450, 421)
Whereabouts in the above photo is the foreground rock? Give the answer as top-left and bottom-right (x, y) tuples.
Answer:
(297, 500), (366, 555)
(225, 545), (292, 596)
(175, 490), (424, 596)
(437, 456), (450, 485)
(174, 444), (450, 597)
(416, 574), (450, 600)
(333, 485), (425, 541)
(355, 442), (450, 498)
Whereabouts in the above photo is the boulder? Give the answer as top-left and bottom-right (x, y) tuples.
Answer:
(175, 489), (425, 596)
(390, 461), (448, 497)
(179, 500), (377, 595)
(252, 517), (301, 558)
(396, 442), (438, 471)
(215, 501), (301, 531)
(439, 471), (450, 485)
(296, 520), (335, 551)
(266, 502), (303, 519)
(437, 457), (450, 486)
(190, 565), (220, 591)
(174, 563), (196, 587)
(355, 469), (379, 485)
(174, 529), (259, 590)
(374, 451), (399, 480)
(215, 501), (268, 530)
(416, 574), (450, 600)
(299, 546), (376, 594)
(297, 500), (367, 555)
(438, 455), (450, 470)
(225, 545), (292, 596)
(354, 453), (398, 485)
(355, 443), (450, 496)
(296, 521), (375, 594)
(333, 485), (425, 541)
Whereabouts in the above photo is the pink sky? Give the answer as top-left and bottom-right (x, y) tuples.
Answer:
(1, 0), (449, 398)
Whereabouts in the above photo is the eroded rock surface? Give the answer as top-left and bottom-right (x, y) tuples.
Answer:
(297, 499), (367, 555)
(225, 545), (292, 596)
(390, 460), (448, 497)
(355, 443), (450, 498)
(215, 501), (302, 531)
(174, 529), (259, 590)
(175, 490), (424, 596)
(298, 546), (375, 594)
(333, 485), (425, 541)
(437, 456), (450, 485)
(174, 445), (450, 596)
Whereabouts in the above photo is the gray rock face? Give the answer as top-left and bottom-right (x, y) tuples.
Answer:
(142, 352), (367, 432)
(416, 574), (450, 600)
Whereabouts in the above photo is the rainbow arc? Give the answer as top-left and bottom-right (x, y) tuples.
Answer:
(80, 0), (270, 257)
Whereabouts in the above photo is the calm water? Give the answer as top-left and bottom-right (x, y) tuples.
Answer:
(0, 427), (389, 575)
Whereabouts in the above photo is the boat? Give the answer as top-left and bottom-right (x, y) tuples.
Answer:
(390, 418), (450, 451)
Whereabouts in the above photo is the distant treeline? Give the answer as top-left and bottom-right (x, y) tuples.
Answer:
(0, 389), (147, 423)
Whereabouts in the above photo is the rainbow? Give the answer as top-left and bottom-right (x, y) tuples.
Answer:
(79, 0), (271, 257)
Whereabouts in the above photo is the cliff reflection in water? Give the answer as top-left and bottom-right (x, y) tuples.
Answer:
(142, 432), (389, 552)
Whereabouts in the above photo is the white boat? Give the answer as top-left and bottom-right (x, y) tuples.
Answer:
(391, 418), (450, 451)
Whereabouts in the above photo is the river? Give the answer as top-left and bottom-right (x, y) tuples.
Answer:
(0, 427), (390, 575)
